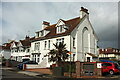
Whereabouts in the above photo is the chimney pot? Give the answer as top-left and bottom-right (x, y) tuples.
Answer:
(42, 21), (50, 29)
(80, 7), (89, 18)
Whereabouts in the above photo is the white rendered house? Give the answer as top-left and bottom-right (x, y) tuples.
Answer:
(30, 7), (98, 68)
(11, 36), (35, 62)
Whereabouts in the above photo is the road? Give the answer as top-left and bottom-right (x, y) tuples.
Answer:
(1, 69), (120, 80)
(1, 65), (120, 80)
(2, 69), (35, 78)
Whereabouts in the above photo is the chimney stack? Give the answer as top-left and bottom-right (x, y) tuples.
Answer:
(42, 21), (50, 29)
(25, 35), (29, 40)
(80, 7), (89, 18)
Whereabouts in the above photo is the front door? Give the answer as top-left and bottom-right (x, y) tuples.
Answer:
(87, 57), (90, 62)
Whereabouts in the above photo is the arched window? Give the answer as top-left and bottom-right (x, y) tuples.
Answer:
(82, 27), (90, 54)
(82, 27), (88, 33)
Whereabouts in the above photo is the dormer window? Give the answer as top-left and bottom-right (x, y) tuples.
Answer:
(35, 30), (49, 38)
(57, 25), (65, 33)
(40, 30), (44, 36)
(36, 32), (39, 38)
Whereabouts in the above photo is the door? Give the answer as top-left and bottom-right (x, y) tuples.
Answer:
(87, 57), (90, 62)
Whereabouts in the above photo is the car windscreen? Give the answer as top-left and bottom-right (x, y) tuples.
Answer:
(114, 63), (119, 69)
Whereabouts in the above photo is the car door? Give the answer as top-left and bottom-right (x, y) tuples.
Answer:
(102, 63), (108, 73)
(102, 63), (112, 72)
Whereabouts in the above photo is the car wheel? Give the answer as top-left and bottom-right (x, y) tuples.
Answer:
(109, 70), (114, 75)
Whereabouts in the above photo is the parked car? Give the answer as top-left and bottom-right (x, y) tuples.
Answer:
(101, 62), (120, 75)
(17, 60), (38, 70)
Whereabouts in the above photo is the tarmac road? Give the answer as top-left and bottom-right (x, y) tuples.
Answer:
(1, 66), (120, 80)
(1, 69), (120, 80)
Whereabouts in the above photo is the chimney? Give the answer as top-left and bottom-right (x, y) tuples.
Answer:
(80, 7), (89, 18)
(25, 35), (29, 40)
(42, 21), (50, 29)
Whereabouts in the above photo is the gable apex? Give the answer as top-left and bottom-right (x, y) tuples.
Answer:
(55, 19), (65, 27)
(17, 41), (23, 47)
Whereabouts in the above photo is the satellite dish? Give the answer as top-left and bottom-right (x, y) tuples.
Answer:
(3, 51), (11, 59)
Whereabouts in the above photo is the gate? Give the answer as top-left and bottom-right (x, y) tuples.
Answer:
(76, 61), (102, 78)
(81, 63), (95, 76)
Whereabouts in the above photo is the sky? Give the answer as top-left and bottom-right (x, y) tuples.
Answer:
(0, 1), (119, 49)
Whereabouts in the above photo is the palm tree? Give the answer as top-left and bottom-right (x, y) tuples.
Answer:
(47, 42), (69, 66)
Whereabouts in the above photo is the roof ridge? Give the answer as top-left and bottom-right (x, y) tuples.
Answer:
(65, 16), (80, 22)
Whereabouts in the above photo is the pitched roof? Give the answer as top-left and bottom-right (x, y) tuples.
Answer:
(99, 48), (120, 54)
(33, 17), (81, 41)
(2, 42), (13, 51)
(20, 37), (35, 46)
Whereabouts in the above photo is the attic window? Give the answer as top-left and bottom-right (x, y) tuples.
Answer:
(57, 25), (65, 33)
(41, 31), (44, 36)
(36, 32), (39, 38)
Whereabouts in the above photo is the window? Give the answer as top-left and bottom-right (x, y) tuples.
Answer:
(56, 38), (64, 46)
(15, 49), (18, 52)
(116, 50), (118, 52)
(60, 25), (63, 32)
(44, 41), (47, 49)
(41, 31), (44, 36)
(105, 49), (107, 51)
(34, 42), (40, 51)
(73, 37), (75, 47)
(56, 39), (59, 45)
(57, 25), (65, 33)
(35, 55), (36, 62)
(48, 40), (50, 49)
(37, 58), (39, 63)
(34, 43), (37, 50)
(20, 48), (24, 52)
(27, 49), (30, 53)
(32, 55), (34, 61)
(36, 32), (40, 38)
(62, 38), (64, 43)
(102, 49), (104, 51)
(102, 63), (112, 66)
(37, 54), (40, 63)
(113, 49), (116, 52)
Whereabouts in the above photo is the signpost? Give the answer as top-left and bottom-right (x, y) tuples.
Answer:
(97, 63), (102, 68)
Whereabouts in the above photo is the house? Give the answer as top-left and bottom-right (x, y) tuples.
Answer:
(11, 36), (35, 62)
(30, 7), (98, 68)
(99, 48), (120, 60)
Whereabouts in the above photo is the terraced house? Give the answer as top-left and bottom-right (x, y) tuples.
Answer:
(99, 48), (120, 60)
(30, 7), (99, 68)
(11, 36), (35, 62)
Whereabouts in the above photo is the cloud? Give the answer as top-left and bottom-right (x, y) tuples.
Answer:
(1, 2), (118, 48)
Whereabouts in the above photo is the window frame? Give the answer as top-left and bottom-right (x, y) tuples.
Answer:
(44, 41), (47, 50)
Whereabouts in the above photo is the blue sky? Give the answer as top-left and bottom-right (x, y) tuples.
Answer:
(1, 1), (118, 48)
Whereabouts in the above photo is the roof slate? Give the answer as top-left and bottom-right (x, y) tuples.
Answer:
(33, 17), (81, 42)
(20, 37), (35, 46)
